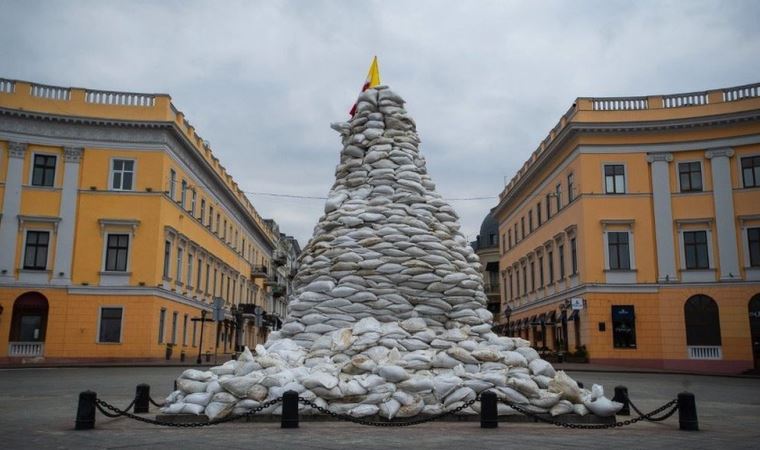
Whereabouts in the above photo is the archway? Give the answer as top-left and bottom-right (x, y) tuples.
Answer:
(749, 294), (760, 370)
(8, 292), (49, 357)
(684, 294), (722, 359)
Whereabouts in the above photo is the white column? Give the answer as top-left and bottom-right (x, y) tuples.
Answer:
(706, 148), (740, 280)
(0, 142), (26, 282)
(646, 152), (677, 282)
(51, 147), (83, 285)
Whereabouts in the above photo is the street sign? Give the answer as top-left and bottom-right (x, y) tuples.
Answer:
(571, 297), (584, 310)
(212, 297), (225, 322)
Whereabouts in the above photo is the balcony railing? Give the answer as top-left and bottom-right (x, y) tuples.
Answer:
(271, 284), (286, 297)
(592, 96), (649, 111)
(723, 83), (760, 102)
(0, 78), (15, 94)
(30, 82), (70, 101)
(8, 342), (44, 357)
(250, 265), (268, 279)
(85, 89), (156, 107)
(663, 91), (708, 108)
(687, 345), (722, 360)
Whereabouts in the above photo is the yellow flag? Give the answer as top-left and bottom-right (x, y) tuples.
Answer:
(350, 56), (381, 116)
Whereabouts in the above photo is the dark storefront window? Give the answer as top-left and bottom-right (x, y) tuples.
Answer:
(612, 305), (637, 349)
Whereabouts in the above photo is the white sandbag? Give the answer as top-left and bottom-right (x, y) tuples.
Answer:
(444, 386), (476, 407)
(205, 401), (235, 420)
(220, 376), (259, 397)
(548, 370), (583, 403)
(396, 398), (425, 417)
(181, 403), (205, 415)
(400, 317), (427, 332)
(210, 360), (236, 376)
(303, 371), (339, 390)
(161, 402), (185, 414)
(206, 380), (223, 394)
(514, 347), (540, 363)
(353, 317), (382, 335)
(247, 384), (268, 401)
(446, 347), (479, 364)
(181, 369), (214, 381)
(530, 392), (561, 409)
(350, 404), (380, 417)
(502, 351), (528, 367)
(433, 374), (462, 400)
(431, 351), (460, 368)
(351, 354), (378, 372)
(238, 347), (255, 362)
(529, 359), (557, 378)
(550, 400), (574, 416)
(584, 384), (623, 417)
(573, 403), (589, 416)
(398, 376), (434, 393)
(507, 378), (541, 398)
(378, 399), (401, 419)
(376, 364), (410, 382)
(234, 361), (262, 377)
(177, 379), (208, 394)
(183, 392), (212, 406)
(472, 348), (501, 362)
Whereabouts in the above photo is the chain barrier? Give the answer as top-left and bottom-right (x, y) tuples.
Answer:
(94, 397), (282, 428)
(625, 396), (679, 423)
(148, 396), (165, 408)
(498, 397), (679, 429)
(94, 399), (136, 418)
(297, 396), (481, 427)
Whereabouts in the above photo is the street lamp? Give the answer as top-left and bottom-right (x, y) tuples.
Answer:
(503, 305), (512, 336)
(195, 310), (207, 365)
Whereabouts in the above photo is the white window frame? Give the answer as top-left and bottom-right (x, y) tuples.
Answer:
(21, 228), (52, 272)
(675, 160), (704, 193)
(601, 220), (636, 284)
(28, 151), (58, 188)
(158, 308), (166, 344)
(601, 162), (628, 194)
(676, 219), (716, 282)
(737, 152), (760, 189)
(108, 158), (137, 191)
(176, 244), (185, 284)
(96, 305), (124, 344)
(168, 169), (176, 200)
(740, 218), (760, 281)
(186, 250), (194, 289)
(101, 232), (131, 273)
(190, 189), (197, 216)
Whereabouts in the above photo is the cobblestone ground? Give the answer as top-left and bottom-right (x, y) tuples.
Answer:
(0, 367), (758, 449)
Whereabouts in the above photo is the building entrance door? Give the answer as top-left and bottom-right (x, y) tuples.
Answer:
(749, 294), (760, 370)
(8, 292), (49, 358)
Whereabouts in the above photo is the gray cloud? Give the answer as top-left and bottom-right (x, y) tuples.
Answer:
(2, 0), (759, 245)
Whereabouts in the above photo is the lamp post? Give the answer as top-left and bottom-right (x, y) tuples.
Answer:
(196, 310), (207, 365)
(503, 305), (512, 336)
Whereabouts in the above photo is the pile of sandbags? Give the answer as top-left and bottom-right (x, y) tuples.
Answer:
(161, 85), (621, 420)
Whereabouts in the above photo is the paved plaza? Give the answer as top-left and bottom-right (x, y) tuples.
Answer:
(0, 366), (758, 449)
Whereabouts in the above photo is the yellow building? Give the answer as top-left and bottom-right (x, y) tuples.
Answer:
(493, 82), (760, 374)
(0, 78), (291, 363)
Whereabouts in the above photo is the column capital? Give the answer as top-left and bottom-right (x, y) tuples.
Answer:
(8, 142), (27, 159)
(63, 146), (84, 163)
(705, 147), (734, 159)
(646, 152), (673, 163)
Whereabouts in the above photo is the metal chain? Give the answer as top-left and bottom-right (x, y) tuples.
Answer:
(148, 397), (165, 407)
(94, 399), (136, 418)
(95, 397), (282, 427)
(625, 396), (679, 422)
(297, 396), (480, 427)
(498, 397), (679, 429)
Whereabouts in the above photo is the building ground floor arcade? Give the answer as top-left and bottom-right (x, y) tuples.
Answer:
(499, 283), (760, 374)
(0, 286), (274, 364)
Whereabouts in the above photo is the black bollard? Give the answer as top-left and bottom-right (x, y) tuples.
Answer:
(75, 390), (97, 430)
(577, 382), (584, 389)
(480, 391), (498, 428)
(612, 386), (630, 416)
(678, 392), (698, 431)
(134, 384), (150, 414)
(281, 390), (299, 429)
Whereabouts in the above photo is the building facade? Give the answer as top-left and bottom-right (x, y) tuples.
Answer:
(493, 82), (760, 373)
(0, 78), (291, 363)
(470, 211), (502, 326)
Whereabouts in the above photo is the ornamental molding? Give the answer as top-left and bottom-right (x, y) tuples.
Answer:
(8, 141), (27, 158)
(705, 147), (735, 159)
(63, 146), (84, 163)
(646, 152), (674, 163)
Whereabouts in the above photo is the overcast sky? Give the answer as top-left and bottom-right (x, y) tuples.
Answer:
(2, 0), (759, 246)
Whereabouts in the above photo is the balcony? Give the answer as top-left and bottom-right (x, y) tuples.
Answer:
(270, 284), (286, 298)
(8, 342), (44, 357)
(250, 265), (268, 279)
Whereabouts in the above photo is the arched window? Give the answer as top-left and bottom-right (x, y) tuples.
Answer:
(684, 295), (721, 346)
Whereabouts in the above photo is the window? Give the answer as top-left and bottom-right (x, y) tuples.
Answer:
(190, 190), (197, 215)
(684, 231), (709, 269)
(98, 307), (123, 343)
(612, 305), (637, 349)
(192, 320), (197, 347)
(530, 261), (535, 292)
(514, 223), (518, 243)
(169, 169), (176, 200)
(171, 311), (178, 344)
(678, 162), (702, 192)
(110, 159), (135, 190)
(158, 308), (166, 343)
(741, 156), (760, 188)
(684, 295), (721, 346)
(182, 314), (188, 346)
(213, 268), (218, 295)
(567, 173), (575, 202)
(223, 219), (228, 240)
(181, 180), (188, 208)
(200, 199), (206, 223)
(537, 202), (542, 225)
(104, 234), (129, 272)
(196, 257), (203, 290)
(507, 272), (513, 300)
(216, 214), (221, 235)
(528, 209), (533, 233)
(521, 265), (527, 296)
(163, 240), (172, 279)
(546, 193), (553, 219)
(548, 250), (554, 284)
(23, 231), (49, 270)
(604, 164), (625, 194)
(31, 154), (56, 187)
(205, 263), (211, 294)
(749, 228), (760, 267)
(555, 184), (562, 211)
(538, 255), (544, 287)
(508, 230), (512, 249)
(209, 206), (214, 228)
(570, 238), (578, 274)
(608, 232), (631, 270)
(558, 243), (566, 278)
(520, 217), (525, 240)
(187, 253), (194, 288)
(176, 247), (184, 283)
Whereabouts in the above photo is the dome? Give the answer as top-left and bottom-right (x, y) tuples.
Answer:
(474, 210), (499, 250)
